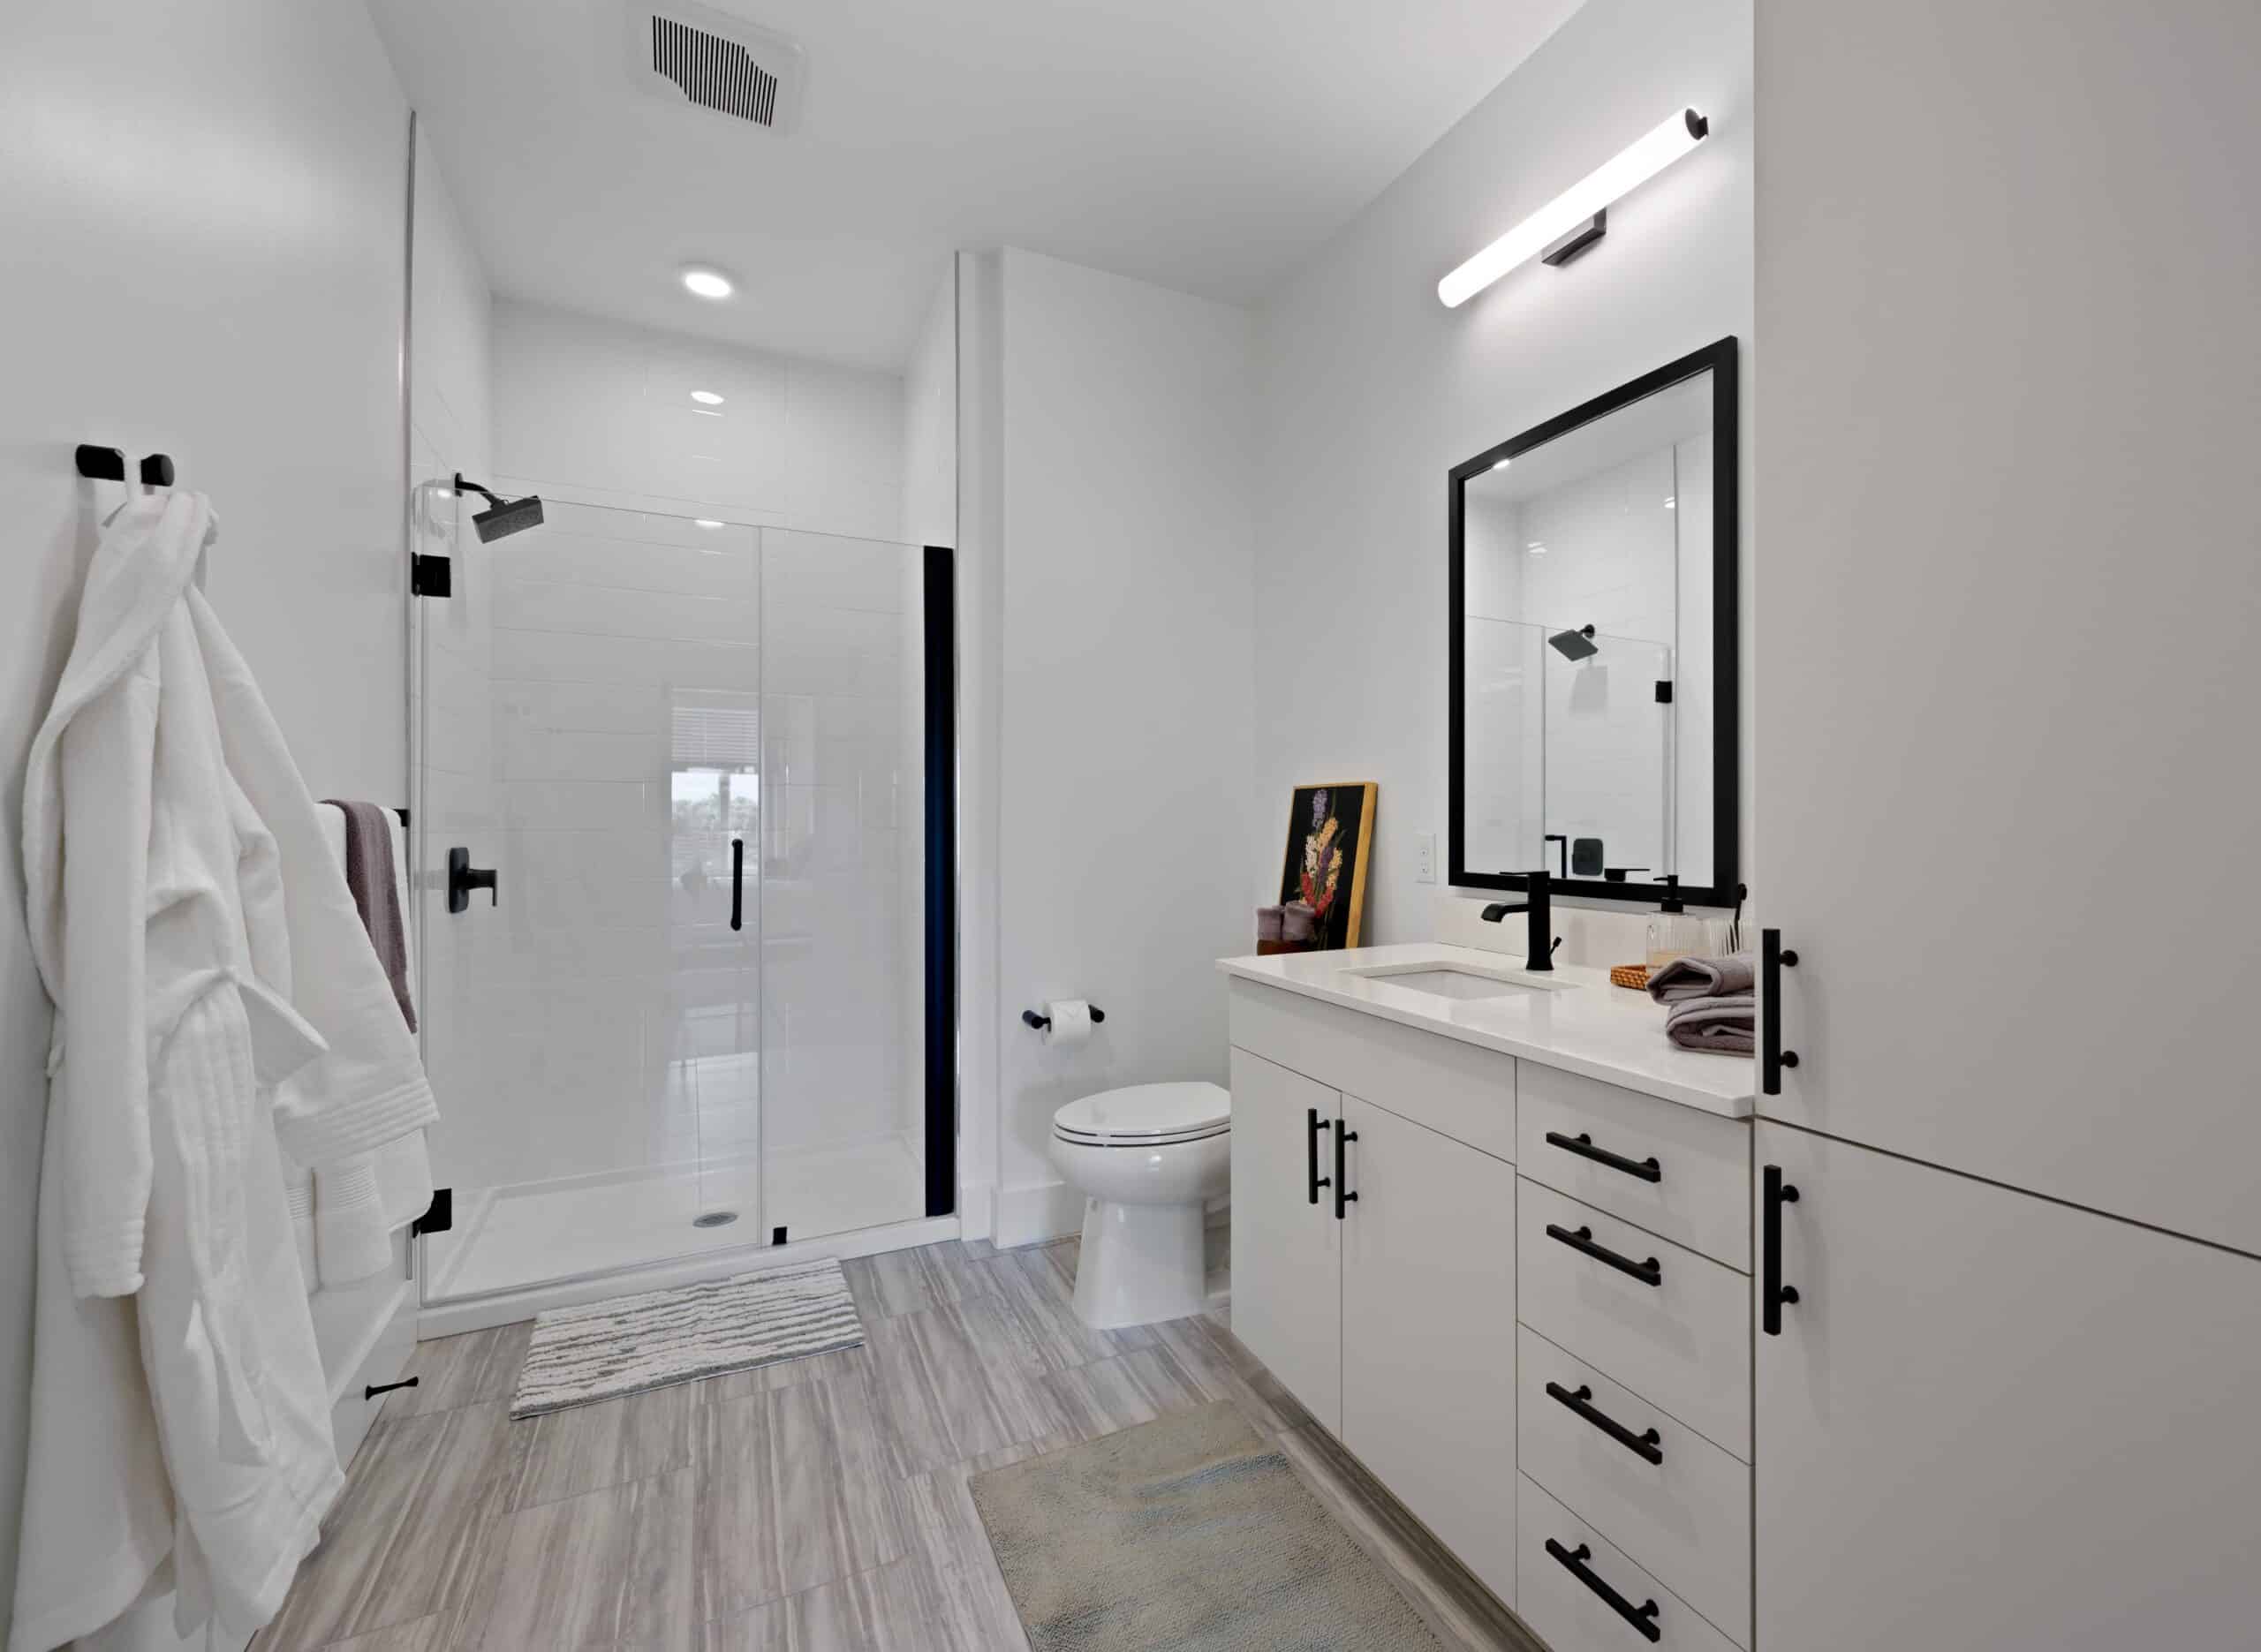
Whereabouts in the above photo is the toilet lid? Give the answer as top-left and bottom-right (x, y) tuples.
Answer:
(1053, 1082), (1231, 1146)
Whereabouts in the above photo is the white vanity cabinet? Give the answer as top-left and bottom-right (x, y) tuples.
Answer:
(1226, 963), (1757, 1633)
(1227, 991), (1521, 1604)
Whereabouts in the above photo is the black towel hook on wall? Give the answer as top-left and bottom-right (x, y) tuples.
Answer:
(77, 444), (177, 488)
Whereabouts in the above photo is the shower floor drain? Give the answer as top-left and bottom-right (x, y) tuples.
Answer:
(692, 1210), (739, 1229)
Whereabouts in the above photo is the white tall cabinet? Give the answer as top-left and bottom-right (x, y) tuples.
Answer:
(1755, 3), (2261, 1645)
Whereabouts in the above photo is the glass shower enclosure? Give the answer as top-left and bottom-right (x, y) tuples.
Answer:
(407, 490), (952, 1309)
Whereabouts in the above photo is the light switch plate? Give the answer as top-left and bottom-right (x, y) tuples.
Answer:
(1415, 831), (1437, 884)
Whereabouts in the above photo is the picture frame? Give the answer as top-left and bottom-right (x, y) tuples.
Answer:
(1277, 782), (1377, 950)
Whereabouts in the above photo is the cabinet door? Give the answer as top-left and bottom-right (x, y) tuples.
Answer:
(1755, 3), (2261, 1254)
(1228, 1046), (1341, 1430)
(1755, 1122), (2261, 1651)
(1340, 1095), (1516, 1604)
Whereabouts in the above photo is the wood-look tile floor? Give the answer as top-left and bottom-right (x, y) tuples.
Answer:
(256, 1235), (1545, 1652)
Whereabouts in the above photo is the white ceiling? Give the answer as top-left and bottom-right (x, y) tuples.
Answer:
(369, 0), (1584, 373)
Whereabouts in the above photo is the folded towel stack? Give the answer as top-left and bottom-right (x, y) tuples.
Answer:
(1647, 953), (1756, 1055)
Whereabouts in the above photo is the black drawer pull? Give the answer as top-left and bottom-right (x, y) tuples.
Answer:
(730, 836), (745, 932)
(364, 1376), (420, 1401)
(1334, 1117), (1357, 1220)
(1546, 1223), (1661, 1287)
(1546, 1381), (1664, 1465)
(1763, 1164), (1801, 1335)
(1545, 1130), (1662, 1183)
(1307, 1108), (1331, 1205)
(1546, 1539), (1661, 1642)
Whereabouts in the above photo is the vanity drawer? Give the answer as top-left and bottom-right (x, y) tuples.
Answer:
(1518, 1064), (1751, 1271)
(1226, 977), (1515, 1162)
(1518, 1326), (1750, 1646)
(1517, 1181), (1750, 1460)
(1518, 1475), (1741, 1652)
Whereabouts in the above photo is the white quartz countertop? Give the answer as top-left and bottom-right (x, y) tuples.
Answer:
(1217, 942), (1755, 1118)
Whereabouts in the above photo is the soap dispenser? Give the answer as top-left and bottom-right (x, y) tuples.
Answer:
(1646, 875), (1705, 970)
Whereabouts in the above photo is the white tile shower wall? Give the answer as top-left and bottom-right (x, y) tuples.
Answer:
(1253, 0), (1753, 942)
(489, 299), (906, 542)
(450, 507), (761, 1193)
(760, 527), (922, 1173)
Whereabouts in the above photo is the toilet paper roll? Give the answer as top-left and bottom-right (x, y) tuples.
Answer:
(1042, 999), (1094, 1047)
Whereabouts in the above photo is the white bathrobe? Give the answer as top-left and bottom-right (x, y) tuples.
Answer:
(11, 491), (441, 1651)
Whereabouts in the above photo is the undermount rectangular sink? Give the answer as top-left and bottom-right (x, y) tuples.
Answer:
(1342, 962), (1576, 1000)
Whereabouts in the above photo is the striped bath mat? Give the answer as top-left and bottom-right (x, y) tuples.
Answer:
(509, 1256), (865, 1418)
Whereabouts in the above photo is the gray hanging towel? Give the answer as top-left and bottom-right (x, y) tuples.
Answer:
(1647, 951), (1756, 1004)
(321, 799), (416, 1032)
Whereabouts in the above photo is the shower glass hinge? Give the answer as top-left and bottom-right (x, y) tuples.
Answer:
(1655, 679), (1674, 703)
(411, 552), (453, 598)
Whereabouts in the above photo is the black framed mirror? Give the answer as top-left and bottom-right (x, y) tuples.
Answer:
(1448, 336), (1738, 906)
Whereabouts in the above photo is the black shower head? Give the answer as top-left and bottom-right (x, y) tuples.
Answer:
(455, 473), (545, 543)
(1548, 624), (1599, 661)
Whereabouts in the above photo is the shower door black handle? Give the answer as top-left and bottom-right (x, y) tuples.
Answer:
(1545, 1541), (1661, 1642)
(1763, 1164), (1801, 1335)
(1761, 928), (1800, 1094)
(730, 837), (744, 932)
(447, 847), (497, 914)
(1307, 1109), (1330, 1204)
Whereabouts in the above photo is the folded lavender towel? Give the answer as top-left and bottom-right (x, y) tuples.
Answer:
(321, 798), (416, 1032)
(1648, 952), (1756, 1005)
(1665, 992), (1754, 1055)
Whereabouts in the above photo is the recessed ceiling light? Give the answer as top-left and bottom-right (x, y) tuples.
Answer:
(691, 390), (724, 405)
(681, 266), (734, 300)
(1526, 541), (1547, 554)
(694, 519), (725, 530)
(1490, 457), (1513, 471)
(1664, 495), (1676, 509)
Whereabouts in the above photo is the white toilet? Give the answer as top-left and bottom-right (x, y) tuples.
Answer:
(1048, 1082), (1231, 1330)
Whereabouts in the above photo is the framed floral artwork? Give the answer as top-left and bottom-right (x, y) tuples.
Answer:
(1277, 782), (1376, 950)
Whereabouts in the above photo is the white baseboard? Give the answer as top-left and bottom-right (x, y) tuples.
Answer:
(994, 1179), (1086, 1250)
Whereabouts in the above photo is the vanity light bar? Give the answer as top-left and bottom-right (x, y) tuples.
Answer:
(1438, 108), (1711, 308)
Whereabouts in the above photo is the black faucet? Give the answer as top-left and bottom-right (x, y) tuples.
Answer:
(1479, 868), (1557, 972)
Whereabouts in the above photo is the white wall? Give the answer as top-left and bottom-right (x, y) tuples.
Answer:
(1253, 0), (1754, 947)
(488, 300), (905, 542)
(983, 249), (1258, 1241)
(0, 0), (415, 1639)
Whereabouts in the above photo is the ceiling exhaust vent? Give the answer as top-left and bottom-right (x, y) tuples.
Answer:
(627, 2), (804, 133)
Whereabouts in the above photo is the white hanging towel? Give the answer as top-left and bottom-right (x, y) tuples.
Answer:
(11, 491), (441, 1650)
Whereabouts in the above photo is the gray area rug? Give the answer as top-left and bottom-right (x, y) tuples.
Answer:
(970, 1402), (1445, 1651)
(509, 1256), (864, 1418)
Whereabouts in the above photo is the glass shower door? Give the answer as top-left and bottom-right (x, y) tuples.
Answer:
(412, 495), (766, 1303)
(757, 527), (933, 1245)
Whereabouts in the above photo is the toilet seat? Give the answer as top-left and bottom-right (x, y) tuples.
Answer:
(1051, 1082), (1230, 1148)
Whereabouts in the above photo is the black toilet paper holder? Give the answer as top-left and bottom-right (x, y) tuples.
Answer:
(1023, 1005), (1106, 1032)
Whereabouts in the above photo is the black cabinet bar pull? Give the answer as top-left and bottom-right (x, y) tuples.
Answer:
(1546, 1381), (1664, 1465)
(1546, 1539), (1660, 1642)
(1546, 1223), (1661, 1286)
(1761, 928), (1800, 1095)
(1334, 1117), (1357, 1220)
(1307, 1108), (1330, 1205)
(730, 837), (745, 932)
(364, 1376), (420, 1401)
(1545, 1130), (1662, 1183)
(1763, 1164), (1801, 1335)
